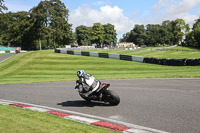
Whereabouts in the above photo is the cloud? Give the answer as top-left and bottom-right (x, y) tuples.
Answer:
(69, 0), (200, 40)
(152, 0), (173, 13)
(152, 0), (200, 25)
(69, 5), (135, 36)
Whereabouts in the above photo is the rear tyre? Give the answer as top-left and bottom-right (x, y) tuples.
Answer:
(104, 90), (120, 106)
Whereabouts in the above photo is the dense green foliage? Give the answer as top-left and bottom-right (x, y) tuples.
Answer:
(76, 23), (117, 46)
(120, 18), (200, 48)
(76, 25), (92, 46)
(185, 18), (200, 48)
(0, 0), (74, 50)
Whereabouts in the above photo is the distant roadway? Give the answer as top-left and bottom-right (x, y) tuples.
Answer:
(0, 78), (199, 133)
(0, 53), (16, 63)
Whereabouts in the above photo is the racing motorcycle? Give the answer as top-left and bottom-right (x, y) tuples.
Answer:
(75, 82), (120, 106)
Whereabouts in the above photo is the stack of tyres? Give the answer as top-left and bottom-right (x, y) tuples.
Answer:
(99, 53), (109, 58)
(81, 52), (90, 56)
(67, 50), (74, 55)
(175, 59), (186, 66)
(143, 57), (153, 63)
(185, 59), (200, 66)
(152, 58), (159, 64)
(159, 58), (167, 65)
(120, 55), (132, 61)
(55, 49), (60, 53)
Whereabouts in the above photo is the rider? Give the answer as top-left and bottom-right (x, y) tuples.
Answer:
(75, 70), (100, 98)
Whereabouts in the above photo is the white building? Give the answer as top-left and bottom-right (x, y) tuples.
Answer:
(116, 42), (135, 47)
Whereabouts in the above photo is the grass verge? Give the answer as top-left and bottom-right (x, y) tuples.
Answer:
(0, 49), (200, 84)
(0, 105), (113, 133)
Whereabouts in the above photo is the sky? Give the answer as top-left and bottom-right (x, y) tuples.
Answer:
(4, 0), (200, 40)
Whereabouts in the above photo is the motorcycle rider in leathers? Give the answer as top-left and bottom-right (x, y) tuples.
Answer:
(75, 70), (100, 99)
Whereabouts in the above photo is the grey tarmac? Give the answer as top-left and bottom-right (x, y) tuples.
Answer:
(0, 53), (16, 63)
(0, 78), (200, 133)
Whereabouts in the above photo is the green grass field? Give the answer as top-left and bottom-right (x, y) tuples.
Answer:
(0, 49), (200, 85)
(0, 105), (113, 133)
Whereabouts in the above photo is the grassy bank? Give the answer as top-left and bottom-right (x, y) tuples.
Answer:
(0, 49), (200, 84)
(0, 105), (113, 133)
(83, 46), (200, 59)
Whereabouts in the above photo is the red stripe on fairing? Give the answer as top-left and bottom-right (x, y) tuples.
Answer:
(46, 111), (72, 117)
(91, 121), (130, 131)
(10, 104), (32, 108)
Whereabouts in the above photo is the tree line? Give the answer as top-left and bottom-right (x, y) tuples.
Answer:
(0, 0), (74, 50)
(120, 18), (200, 48)
(1, 0), (200, 49)
(0, 0), (117, 50)
(76, 23), (117, 46)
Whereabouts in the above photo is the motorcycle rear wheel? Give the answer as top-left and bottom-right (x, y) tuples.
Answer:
(104, 90), (120, 106)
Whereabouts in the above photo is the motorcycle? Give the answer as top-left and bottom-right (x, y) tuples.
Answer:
(75, 82), (120, 106)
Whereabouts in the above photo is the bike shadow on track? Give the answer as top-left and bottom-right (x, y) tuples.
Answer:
(57, 100), (112, 107)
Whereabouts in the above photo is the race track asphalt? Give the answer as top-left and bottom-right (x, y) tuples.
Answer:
(0, 53), (16, 63)
(0, 78), (200, 133)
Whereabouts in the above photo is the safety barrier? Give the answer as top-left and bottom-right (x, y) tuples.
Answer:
(55, 48), (200, 66)
(0, 50), (16, 54)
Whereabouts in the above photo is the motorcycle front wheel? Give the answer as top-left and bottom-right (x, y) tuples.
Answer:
(104, 90), (120, 106)
(79, 94), (91, 102)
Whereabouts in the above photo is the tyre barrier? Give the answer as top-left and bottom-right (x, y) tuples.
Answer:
(55, 48), (200, 66)
(81, 51), (90, 56)
(99, 53), (109, 58)
(120, 55), (132, 61)
(0, 50), (16, 54)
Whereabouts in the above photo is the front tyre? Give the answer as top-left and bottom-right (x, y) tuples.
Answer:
(104, 90), (120, 106)
(79, 94), (91, 102)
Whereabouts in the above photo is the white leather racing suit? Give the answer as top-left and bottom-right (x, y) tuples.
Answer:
(76, 74), (100, 97)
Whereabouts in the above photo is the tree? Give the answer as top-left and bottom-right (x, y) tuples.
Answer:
(119, 32), (130, 42)
(192, 18), (200, 48)
(103, 23), (117, 44)
(30, 0), (73, 49)
(171, 19), (189, 45)
(146, 24), (161, 46)
(50, 0), (74, 48)
(129, 24), (147, 46)
(91, 23), (104, 45)
(30, 1), (50, 50)
(76, 25), (91, 46)
(161, 20), (173, 45)
(0, 0), (7, 13)
(8, 11), (36, 49)
(119, 24), (147, 46)
(193, 17), (200, 29)
(0, 11), (36, 49)
(0, 12), (10, 45)
(185, 31), (197, 47)
(184, 17), (200, 48)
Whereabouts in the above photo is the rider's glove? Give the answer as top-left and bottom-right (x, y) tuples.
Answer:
(75, 84), (83, 92)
